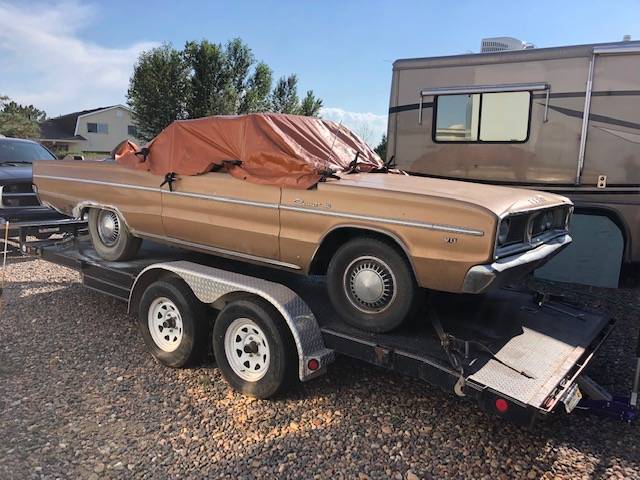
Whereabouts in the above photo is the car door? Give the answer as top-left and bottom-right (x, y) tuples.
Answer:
(161, 171), (281, 262)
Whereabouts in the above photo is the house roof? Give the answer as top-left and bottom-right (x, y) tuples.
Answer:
(39, 104), (130, 141)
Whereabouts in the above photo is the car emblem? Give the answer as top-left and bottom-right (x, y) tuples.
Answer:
(528, 195), (547, 206)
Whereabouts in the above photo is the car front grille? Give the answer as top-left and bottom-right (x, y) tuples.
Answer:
(0, 183), (40, 208)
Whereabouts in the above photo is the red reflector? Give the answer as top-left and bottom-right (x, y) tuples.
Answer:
(495, 398), (509, 413)
(307, 358), (319, 371)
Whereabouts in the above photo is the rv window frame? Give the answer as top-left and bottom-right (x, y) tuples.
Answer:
(432, 90), (533, 144)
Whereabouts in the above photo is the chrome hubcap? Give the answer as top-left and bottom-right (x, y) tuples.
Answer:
(148, 297), (184, 352)
(97, 210), (120, 246)
(344, 256), (396, 313)
(224, 318), (270, 382)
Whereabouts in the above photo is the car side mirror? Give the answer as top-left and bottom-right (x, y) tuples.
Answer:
(72, 155), (84, 161)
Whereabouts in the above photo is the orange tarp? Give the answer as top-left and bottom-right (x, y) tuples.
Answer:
(115, 113), (385, 189)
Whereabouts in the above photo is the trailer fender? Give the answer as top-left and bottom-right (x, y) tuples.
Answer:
(128, 260), (334, 381)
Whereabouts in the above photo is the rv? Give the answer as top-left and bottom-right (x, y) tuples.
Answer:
(387, 41), (640, 285)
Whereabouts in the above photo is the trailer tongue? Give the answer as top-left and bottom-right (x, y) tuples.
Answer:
(15, 231), (637, 426)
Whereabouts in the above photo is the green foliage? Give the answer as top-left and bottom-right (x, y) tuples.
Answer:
(128, 38), (323, 139)
(2, 101), (46, 122)
(374, 134), (387, 160)
(0, 95), (46, 139)
(299, 90), (323, 117)
(183, 40), (227, 117)
(127, 43), (190, 141)
(240, 62), (273, 113)
(271, 75), (300, 114)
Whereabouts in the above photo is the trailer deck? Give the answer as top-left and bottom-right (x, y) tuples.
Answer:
(31, 235), (620, 426)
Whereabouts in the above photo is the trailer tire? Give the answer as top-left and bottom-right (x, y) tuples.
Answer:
(327, 237), (419, 333)
(212, 298), (296, 399)
(138, 278), (209, 368)
(88, 208), (141, 261)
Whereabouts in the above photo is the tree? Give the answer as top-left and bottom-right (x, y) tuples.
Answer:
(299, 90), (323, 117)
(183, 40), (227, 117)
(184, 38), (273, 117)
(374, 134), (387, 161)
(0, 95), (45, 139)
(239, 62), (272, 113)
(127, 44), (189, 141)
(128, 38), (323, 139)
(2, 101), (46, 122)
(271, 74), (300, 114)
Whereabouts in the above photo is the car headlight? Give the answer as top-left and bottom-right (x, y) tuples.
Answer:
(498, 218), (510, 244)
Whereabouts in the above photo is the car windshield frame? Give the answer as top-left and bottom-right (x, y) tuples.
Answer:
(0, 139), (57, 163)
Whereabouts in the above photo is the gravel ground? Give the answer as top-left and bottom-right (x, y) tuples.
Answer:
(1, 256), (639, 479)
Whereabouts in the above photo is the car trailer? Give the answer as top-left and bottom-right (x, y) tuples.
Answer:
(8, 223), (640, 427)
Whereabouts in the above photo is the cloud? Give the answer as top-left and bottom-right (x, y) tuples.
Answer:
(321, 107), (387, 146)
(0, 1), (157, 116)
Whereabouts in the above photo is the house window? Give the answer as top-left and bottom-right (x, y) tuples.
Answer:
(127, 125), (138, 137)
(87, 122), (108, 134)
(434, 91), (531, 143)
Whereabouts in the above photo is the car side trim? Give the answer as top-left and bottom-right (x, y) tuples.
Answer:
(167, 190), (278, 209)
(136, 231), (302, 270)
(280, 205), (485, 236)
(33, 175), (162, 193)
(34, 174), (484, 236)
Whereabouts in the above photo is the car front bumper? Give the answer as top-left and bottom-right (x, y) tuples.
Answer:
(462, 234), (572, 294)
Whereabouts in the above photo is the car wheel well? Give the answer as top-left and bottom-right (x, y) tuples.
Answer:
(309, 227), (414, 276)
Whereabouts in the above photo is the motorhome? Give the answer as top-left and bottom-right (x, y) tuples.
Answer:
(387, 41), (640, 285)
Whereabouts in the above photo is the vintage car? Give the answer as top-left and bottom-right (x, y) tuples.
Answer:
(33, 114), (573, 332)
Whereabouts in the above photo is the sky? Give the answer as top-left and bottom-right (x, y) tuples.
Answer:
(1, 0), (638, 144)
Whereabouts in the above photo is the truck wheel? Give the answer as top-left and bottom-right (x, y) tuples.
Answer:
(138, 278), (209, 368)
(327, 237), (419, 333)
(212, 298), (296, 399)
(88, 208), (141, 261)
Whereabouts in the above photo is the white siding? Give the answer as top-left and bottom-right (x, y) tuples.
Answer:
(76, 106), (140, 152)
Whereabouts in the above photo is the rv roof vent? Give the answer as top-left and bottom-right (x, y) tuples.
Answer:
(480, 37), (535, 53)
(623, 35), (632, 42)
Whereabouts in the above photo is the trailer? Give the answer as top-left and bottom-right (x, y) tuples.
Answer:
(9, 226), (639, 427)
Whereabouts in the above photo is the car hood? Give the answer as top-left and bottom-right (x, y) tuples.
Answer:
(332, 173), (572, 216)
(0, 164), (32, 182)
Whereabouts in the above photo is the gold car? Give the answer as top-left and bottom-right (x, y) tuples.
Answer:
(34, 158), (572, 333)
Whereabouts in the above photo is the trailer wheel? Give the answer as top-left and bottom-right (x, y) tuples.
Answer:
(212, 298), (296, 399)
(88, 208), (141, 261)
(327, 237), (419, 333)
(138, 278), (209, 368)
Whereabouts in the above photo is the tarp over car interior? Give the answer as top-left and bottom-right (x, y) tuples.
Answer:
(114, 113), (386, 189)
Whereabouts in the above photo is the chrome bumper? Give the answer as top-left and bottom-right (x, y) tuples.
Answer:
(462, 234), (572, 294)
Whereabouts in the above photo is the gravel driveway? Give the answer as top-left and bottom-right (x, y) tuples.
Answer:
(1, 257), (639, 479)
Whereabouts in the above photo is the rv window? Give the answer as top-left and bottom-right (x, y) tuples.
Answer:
(434, 90), (531, 143)
(479, 91), (530, 141)
(434, 94), (480, 141)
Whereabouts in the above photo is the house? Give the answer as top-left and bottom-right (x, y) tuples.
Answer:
(39, 105), (140, 154)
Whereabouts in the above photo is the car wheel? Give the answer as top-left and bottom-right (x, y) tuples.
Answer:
(88, 208), (141, 261)
(212, 298), (296, 399)
(138, 278), (209, 368)
(327, 237), (419, 333)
